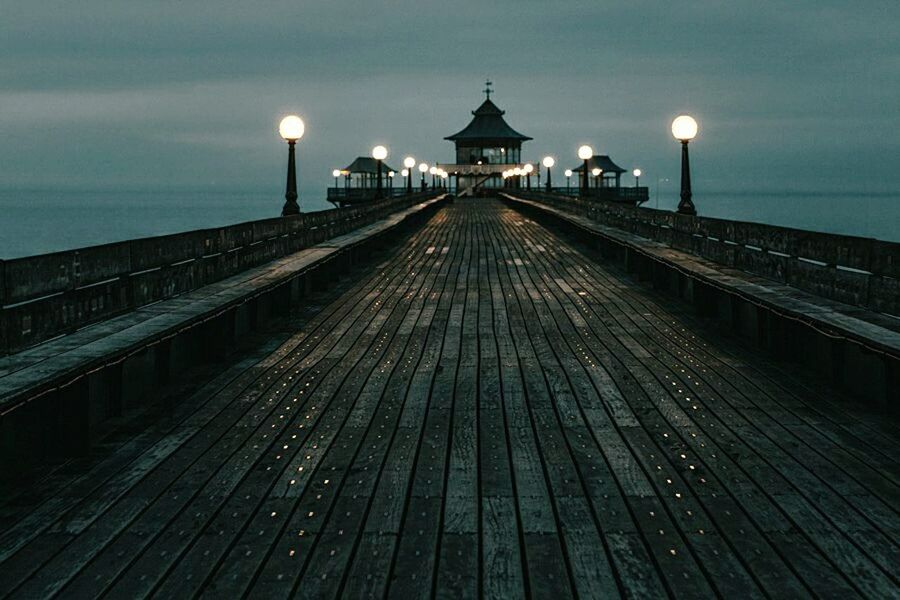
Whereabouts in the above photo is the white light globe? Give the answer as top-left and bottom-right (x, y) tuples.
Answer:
(633, 168), (642, 177)
(523, 163), (534, 174)
(372, 145), (388, 160)
(388, 171), (395, 177)
(513, 168), (523, 176)
(279, 115), (305, 141)
(542, 156), (555, 168)
(403, 156), (416, 169)
(578, 145), (593, 160)
(564, 169), (573, 177)
(401, 168), (409, 177)
(429, 166), (437, 175)
(332, 169), (340, 178)
(592, 168), (602, 177)
(418, 162), (429, 173)
(672, 115), (698, 141)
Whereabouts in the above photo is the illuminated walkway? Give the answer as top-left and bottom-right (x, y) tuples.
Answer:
(1, 199), (898, 598)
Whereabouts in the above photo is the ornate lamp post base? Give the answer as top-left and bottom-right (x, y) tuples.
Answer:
(282, 201), (300, 216)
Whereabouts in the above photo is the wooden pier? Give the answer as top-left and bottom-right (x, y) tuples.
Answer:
(1, 198), (898, 598)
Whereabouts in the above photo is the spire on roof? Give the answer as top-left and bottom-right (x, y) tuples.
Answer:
(483, 79), (493, 100)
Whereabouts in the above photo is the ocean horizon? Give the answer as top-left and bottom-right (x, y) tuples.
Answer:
(1, 186), (897, 259)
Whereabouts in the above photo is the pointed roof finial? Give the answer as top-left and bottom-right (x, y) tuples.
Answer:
(483, 79), (493, 100)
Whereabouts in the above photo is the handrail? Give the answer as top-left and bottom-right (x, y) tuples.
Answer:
(0, 191), (441, 353)
(508, 190), (900, 316)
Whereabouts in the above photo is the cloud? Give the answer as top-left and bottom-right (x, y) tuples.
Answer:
(0, 0), (897, 195)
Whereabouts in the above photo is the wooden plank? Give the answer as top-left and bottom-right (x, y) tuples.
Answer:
(6, 217), (448, 598)
(4, 198), (899, 598)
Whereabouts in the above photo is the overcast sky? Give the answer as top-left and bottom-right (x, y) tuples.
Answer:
(1, 0), (898, 200)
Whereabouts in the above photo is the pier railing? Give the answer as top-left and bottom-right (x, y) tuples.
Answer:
(327, 187), (448, 206)
(0, 191), (441, 354)
(510, 191), (900, 316)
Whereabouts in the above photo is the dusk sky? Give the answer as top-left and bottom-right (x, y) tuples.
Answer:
(2, 1), (898, 199)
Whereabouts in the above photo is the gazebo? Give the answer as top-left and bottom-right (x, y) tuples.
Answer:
(340, 156), (396, 190)
(439, 82), (532, 194)
(571, 155), (627, 189)
(327, 156), (398, 207)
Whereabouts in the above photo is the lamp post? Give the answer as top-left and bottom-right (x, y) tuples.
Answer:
(542, 156), (555, 192)
(578, 145), (592, 196)
(372, 145), (388, 200)
(429, 166), (437, 188)
(564, 169), (572, 194)
(524, 163), (533, 190)
(633, 168), (642, 188)
(403, 157), (416, 194)
(388, 171), (395, 191)
(278, 115), (305, 216)
(332, 169), (340, 188)
(419, 162), (429, 189)
(672, 115), (698, 215)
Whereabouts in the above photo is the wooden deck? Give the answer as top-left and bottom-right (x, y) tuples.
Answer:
(1, 198), (899, 598)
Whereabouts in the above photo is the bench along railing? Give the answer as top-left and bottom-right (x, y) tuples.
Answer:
(0, 191), (441, 354)
(509, 191), (900, 316)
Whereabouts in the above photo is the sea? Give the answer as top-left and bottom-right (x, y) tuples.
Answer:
(0, 187), (897, 259)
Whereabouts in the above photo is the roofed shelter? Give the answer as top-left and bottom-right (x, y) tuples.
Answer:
(439, 81), (532, 195)
(341, 156), (397, 190)
(571, 155), (627, 188)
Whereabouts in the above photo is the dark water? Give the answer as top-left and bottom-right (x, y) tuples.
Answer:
(0, 188), (333, 259)
(0, 187), (897, 259)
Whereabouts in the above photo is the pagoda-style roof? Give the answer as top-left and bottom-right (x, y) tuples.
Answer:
(445, 98), (532, 144)
(571, 155), (627, 174)
(342, 156), (396, 175)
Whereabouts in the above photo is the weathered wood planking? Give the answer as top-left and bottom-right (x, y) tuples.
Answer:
(1, 199), (898, 599)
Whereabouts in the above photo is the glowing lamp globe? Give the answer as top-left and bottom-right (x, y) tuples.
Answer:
(279, 115), (305, 141)
(404, 156), (416, 169)
(401, 168), (409, 177)
(372, 145), (388, 160)
(672, 115), (698, 141)
(332, 169), (340, 178)
(578, 145), (593, 160)
(592, 168), (601, 177)
(633, 168), (642, 177)
(429, 166), (437, 175)
(418, 163), (429, 173)
(388, 171), (395, 177)
(564, 169), (573, 177)
(542, 156), (555, 168)
(523, 163), (534, 174)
